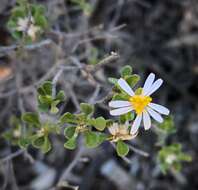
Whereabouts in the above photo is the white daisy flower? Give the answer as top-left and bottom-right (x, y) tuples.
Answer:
(16, 16), (40, 40)
(109, 73), (170, 135)
(108, 123), (137, 142)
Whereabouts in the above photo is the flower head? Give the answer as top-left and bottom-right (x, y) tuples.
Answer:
(16, 16), (41, 40)
(108, 123), (137, 142)
(109, 73), (170, 135)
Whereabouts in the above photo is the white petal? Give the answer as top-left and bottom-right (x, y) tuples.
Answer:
(108, 123), (119, 135)
(118, 78), (135, 96)
(142, 73), (155, 95)
(146, 107), (163, 123)
(130, 114), (142, 135)
(110, 106), (133, 116)
(109, 101), (131, 108)
(149, 103), (170, 115)
(143, 111), (151, 130)
(146, 79), (163, 96)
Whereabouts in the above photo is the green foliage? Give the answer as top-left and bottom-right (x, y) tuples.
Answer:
(158, 116), (176, 134)
(121, 65), (132, 77)
(155, 116), (176, 146)
(37, 81), (65, 114)
(119, 112), (134, 124)
(158, 143), (192, 174)
(64, 126), (76, 139)
(80, 103), (94, 116)
(116, 140), (129, 157)
(70, 0), (93, 16)
(108, 65), (140, 100)
(64, 136), (77, 150)
(84, 131), (106, 148)
(3, 63), (191, 171)
(22, 112), (40, 126)
(60, 112), (77, 124)
(7, 0), (48, 42)
(60, 102), (107, 150)
(88, 117), (106, 131)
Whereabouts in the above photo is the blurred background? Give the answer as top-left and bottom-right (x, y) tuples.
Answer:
(0, 0), (198, 190)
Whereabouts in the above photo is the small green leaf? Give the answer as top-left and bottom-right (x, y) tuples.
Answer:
(116, 140), (129, 157)
(119, 112), (134, 123)
(38, 95), (53, 104)
(56, 90), (65, 101)
(38, 103), (49, 112)
(121, 65), (132, 77)
(18, 137), (30, 148)
(50, 100), (60, 114)
(42, 81), (52, 95)
(97, 133), (107, 145)
(64, 137), (77, 150)
(84, 131), (97, 148)
(32, 136), (45, 148)
(135, 88), (143, 95)
(22, 112), (40, 126)
(37, 87), (46, 95)
(60, 112), (77, 124)
(112, 93), (128, 101)
(108, 77), (118, 85)
(41, 136), (52, 153)
(35, 15), (47, 28)
(64, 126), (76, 139)
(94, 117), (106, 131)
(158, 116), (176, 134)
(126, 74), (140, 87)
(80, 103), (94, 116)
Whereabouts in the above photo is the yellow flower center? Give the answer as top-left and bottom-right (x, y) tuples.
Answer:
(129, 95), (152, 115)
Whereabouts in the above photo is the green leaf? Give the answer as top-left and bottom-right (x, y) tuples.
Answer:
(22, 112), (40, 126)
(106, 119), (114, 127)
(116, 140), (129, 157)
(112, 93), (129, 101)
(32, 136), (45, 148)
(60, 112), (77, 124)
(94, 117), (106, 131)
(42, 81), (52, 95)
(158, 116), (176, 134)
(18, 137), (30, 148)
(37, 87), (46, 95)
(38, 103), (49, 112)
(38, 95), (53, 104)
(64, 137), (77, 150)
(84, 131), (106, 148)
(84, 131), (98, 148)
(64, 126), (76, 139)
(119, 112), (134, 123)
(126, 74), (140, 87)
(35, 15), (47, 28)
(80, 103), (94, 116)
(41, 136), (52, 153)
(121, 65), (132, 77)
(11, 7), (26, 18)
(50, 100), (60, 114)
(135, 87), (143, 95)
(108, 77), (118, 85)
(97, 133), (107, 145)
(56, 90), (65, 101)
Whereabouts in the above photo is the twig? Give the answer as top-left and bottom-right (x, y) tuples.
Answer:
(127, 144), (149, 157)
(58, 146), (85, 183)
(89, 52), (120, 73)
(0, 39), (52, 57)
(52, 69), (63, 98)
(0, 149), (25, 165)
